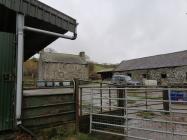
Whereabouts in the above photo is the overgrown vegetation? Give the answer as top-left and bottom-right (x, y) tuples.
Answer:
(23, 57), (38, 88)
(24, 57), (38, 79)
(34, 123), (123, 140)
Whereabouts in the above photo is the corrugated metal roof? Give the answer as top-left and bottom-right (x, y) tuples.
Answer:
(115, 50), (187, 71)
(0, 0), (76, 32)
(0, 0), (77, 60)
(41, 52), (87, 65)
(97, 68), (114, 73)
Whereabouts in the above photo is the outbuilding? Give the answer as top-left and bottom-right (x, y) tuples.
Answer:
(115, 50), (187, 85)
(0, 0), (77, 132)
(38, 51), (89, 81)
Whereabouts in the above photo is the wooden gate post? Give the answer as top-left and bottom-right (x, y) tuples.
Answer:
(118, 87), (125, 108)
(100, 83), (103, 113)
(117, 87), (126, 116)
(163, 89), (169, 114)
(74, 79), (80, 133)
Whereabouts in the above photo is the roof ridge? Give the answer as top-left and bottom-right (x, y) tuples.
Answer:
(115, 50), (187, 71)
(41, 52), (87, 64)
(44, 52), (79, 57)
(123, 50), (187, 62)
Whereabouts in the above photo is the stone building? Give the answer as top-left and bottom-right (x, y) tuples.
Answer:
(38, 51), (88, 81)
(115, 50), (187, 85)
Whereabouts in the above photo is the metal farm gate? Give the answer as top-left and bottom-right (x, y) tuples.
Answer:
(80, 87), (187, 140)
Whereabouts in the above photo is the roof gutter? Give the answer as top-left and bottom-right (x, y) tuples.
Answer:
(24, 23), (78, 40)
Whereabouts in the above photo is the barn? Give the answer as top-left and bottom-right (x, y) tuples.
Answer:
(115, 50), (187, 85)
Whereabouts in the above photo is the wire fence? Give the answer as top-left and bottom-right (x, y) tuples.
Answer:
(79, 86), (187, 140)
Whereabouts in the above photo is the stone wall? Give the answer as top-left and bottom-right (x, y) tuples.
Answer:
(115, 66), (187, 85)
(40, 62), (88, 81)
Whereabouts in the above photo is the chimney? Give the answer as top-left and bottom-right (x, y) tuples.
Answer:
(79, 51), (85, 59)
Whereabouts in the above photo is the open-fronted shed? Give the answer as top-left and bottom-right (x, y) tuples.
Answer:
(0, 0), (77, 132)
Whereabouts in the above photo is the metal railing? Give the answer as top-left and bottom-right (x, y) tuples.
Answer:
(80, 87), (187, 140)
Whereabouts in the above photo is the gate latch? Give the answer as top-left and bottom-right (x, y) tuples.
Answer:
(3, 73), (15, 82)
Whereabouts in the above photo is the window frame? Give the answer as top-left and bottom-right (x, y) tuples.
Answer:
(161, 73), (167, 79)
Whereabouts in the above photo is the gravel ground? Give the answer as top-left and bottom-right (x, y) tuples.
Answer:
(80, 86), (187, 140)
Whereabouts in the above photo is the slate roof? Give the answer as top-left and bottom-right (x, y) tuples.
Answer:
(41, 52), (87, 65)
(115, 50), (187, 72)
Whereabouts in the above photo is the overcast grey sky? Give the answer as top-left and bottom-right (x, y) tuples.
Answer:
(40, 0), (187, 64)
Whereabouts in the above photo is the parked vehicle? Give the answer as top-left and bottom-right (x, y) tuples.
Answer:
(111, 75), (140, 86)
(143, 79), (158, 86)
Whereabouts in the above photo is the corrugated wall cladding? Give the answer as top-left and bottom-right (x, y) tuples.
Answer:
(22, 91), (75, 128)
(0, 0), (76, 32)
(0, 32), (16, 131)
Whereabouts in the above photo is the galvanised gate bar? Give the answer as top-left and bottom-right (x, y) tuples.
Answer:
(0, 0), (77, 132)
(78, 85), (187, 140)
(89, 88), (187, 140)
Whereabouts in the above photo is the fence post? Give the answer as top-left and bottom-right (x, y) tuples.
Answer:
(80, 87), (83, 116)
(90, 89), (93, 134)
(118, 87), (125, 107)
(100, 82), (103, 113)
(145, 89), (148, 110)
(163, 88), (169, 114)
(124, 88), (128, 137)
(109, 87), (111, 111)
(74, 79), (80, 133)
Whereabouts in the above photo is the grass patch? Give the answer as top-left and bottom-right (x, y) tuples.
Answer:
(37, 123), (123, 140)
(63, 133), (98, 140)
(148, 96), (162, 100)
(128, 100), (136, 104)
(37, 124), (75, 140)
(160, 111), (170, 115)
(128, 93), (162, 100)
(37, 124), (99, 140)
(137, 111), (156, 119)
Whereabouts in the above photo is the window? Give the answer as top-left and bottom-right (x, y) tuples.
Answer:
(161, 73), (167, 79)
(127, 73), (132, 77)
(142, 74), (147, 78)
